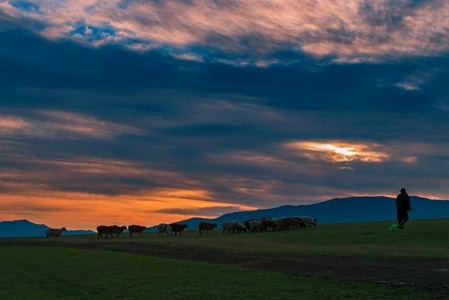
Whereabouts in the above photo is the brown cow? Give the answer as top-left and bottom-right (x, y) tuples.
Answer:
(198, 222), (217, 234)
(97, 225), (113, 239)
(169, 223), (188, 236)
(279, 217), (301, 230)
(261, 219), (278, 231)
(111, 225), (127, 238)
(97, 225), (127, 239)
(128, 225), (147, 237)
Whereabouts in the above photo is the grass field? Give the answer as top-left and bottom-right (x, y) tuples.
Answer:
(1, 219), (448, 299)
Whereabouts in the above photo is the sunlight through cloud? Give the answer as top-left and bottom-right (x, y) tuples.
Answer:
(285, 141), (390, 164)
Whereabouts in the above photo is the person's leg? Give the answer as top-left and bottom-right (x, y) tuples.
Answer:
(399, 211), (409, 229)
(397, 210), (406, 224)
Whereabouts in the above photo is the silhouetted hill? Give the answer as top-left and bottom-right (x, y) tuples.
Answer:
(2, 197), (449, 236)
(160, 196), (449, 231)
(0, 219), (95, 238)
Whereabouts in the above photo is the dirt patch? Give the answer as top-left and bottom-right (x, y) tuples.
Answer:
(3, 240), (449, 292)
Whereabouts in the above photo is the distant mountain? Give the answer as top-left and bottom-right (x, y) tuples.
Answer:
(156, 196), (449, 232)
(0, 219), (95, 238)
(2, 196), (449, 236)
(0, 219), (49, 238)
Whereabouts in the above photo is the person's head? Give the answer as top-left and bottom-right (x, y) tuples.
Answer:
(400, 187), (406, 193)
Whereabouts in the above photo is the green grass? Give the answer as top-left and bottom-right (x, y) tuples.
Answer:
(0, 246), (444, 300)
(1, 219), (448, 299)
(58, 218), (448, 259)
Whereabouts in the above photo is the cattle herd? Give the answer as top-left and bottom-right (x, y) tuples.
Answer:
(45, 216), (317, 241)
(222, 216), (317, 234)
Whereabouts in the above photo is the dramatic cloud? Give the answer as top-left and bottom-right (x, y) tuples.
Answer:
(2, 0), (449, 63)
(1, 1), (449, 229)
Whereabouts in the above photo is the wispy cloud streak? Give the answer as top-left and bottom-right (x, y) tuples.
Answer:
(0, 110), (143, 139)
(2, 0), (449, 63)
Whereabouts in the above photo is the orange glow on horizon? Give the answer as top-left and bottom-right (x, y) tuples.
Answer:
(0, 189), (254, 231)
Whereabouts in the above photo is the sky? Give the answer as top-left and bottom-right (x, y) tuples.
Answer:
(1, 0), (449, 230)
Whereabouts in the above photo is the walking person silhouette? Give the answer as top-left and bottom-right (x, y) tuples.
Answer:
(396, 188), (412, 229)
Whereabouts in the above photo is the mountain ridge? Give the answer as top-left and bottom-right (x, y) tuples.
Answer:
(1, 196), (448, 237)
(170, 196), (449, 232)
(0, 219), (95, 238)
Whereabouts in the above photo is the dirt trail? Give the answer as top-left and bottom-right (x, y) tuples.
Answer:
(3, 240), (448, 292)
